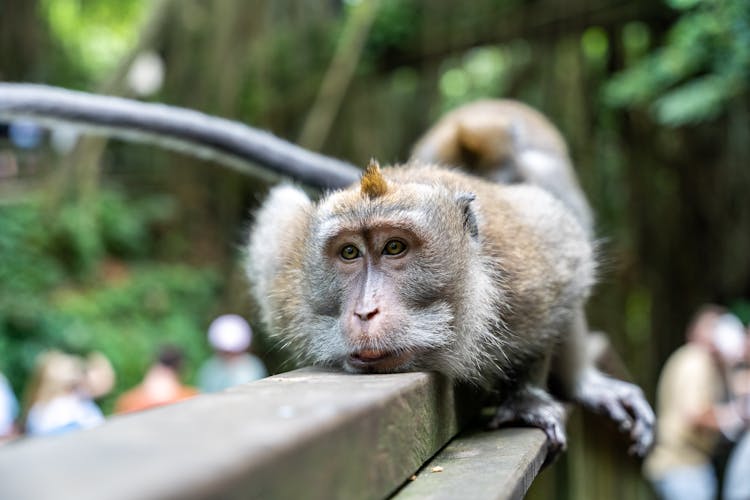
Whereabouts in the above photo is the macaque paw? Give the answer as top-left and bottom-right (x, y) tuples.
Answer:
(488, 386), (567, 464)
(574, 370), (655, 457)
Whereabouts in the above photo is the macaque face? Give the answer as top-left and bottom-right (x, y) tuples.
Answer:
(302, 185), (473, 374)
(329, 224), (421, 372)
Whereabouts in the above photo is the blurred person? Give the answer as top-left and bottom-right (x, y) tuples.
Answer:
(198, 314), (267, 393)
(83, 352), (117, 400)
(644, 306), (747, 500)
(722, 328), (750, 500)
(724, 432), (750, 500)
(115, 345), (198, 414)
(8, 120), (43, 150)
(0, 372), (19, 442)
(24, 351), (113, 436)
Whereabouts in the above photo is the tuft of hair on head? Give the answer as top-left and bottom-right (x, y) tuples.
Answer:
(360, 159), (389, 199)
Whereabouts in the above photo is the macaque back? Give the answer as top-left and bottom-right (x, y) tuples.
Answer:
(412, 99), (593, 234)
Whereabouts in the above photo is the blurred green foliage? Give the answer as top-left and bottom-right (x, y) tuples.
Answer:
(581, 26), (610, 66)
(437, 42), (532, 112)
(0, 191), (218, 413)
(730, 298), (750, 324)
(40, 0), (147, 82)
(364, 0), (422, 63)
(606, 0), (750, 125)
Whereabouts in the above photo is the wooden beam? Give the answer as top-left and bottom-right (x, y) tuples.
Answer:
(0, 369), (472, 500)
(392, 428), (547, 500)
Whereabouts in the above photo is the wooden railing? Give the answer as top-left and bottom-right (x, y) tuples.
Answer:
(0, 368), (546, 500)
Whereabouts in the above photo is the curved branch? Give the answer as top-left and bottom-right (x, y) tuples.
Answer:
(0, 83), (361, 189)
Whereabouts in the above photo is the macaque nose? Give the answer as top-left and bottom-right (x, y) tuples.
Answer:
(354, 307), (379, 321)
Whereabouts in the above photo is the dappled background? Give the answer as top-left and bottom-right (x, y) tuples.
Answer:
(1, 0), (749, 498)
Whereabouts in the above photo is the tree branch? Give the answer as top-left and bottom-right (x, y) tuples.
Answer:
(0, 84), (361, 189)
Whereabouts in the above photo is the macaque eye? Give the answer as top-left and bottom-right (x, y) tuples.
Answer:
(340, 244), (360, 260)
(383, 239), (407, 256)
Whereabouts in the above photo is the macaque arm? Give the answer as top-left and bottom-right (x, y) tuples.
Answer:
(487, 352), (567, 463)
(554, 307), (655, 457)
(0, 83), (360, 189)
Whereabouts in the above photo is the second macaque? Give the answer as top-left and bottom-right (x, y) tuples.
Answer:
(411, 99), (593, 233)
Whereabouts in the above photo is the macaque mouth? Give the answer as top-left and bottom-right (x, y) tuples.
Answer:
(346, 349), (414, 372)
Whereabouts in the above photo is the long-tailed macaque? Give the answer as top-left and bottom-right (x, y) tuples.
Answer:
(412, 99), (593, 233)
(248, 159), (654, 459)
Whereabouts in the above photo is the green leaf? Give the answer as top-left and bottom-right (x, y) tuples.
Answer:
(653, 75), (729, 125)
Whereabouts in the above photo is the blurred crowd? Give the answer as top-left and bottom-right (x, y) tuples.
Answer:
(0, 314), (266, 443)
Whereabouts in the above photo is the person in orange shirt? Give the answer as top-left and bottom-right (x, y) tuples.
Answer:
(115, 345), (197, 414)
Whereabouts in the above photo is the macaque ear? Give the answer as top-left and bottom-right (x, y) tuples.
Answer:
(455, 192), (479, 239)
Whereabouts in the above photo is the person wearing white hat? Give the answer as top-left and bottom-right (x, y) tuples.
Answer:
(198, 314), (267, 393)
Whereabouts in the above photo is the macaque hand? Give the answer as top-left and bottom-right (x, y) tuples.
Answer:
(573, 369), (655, 457)
(488, 385), (567, 464)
